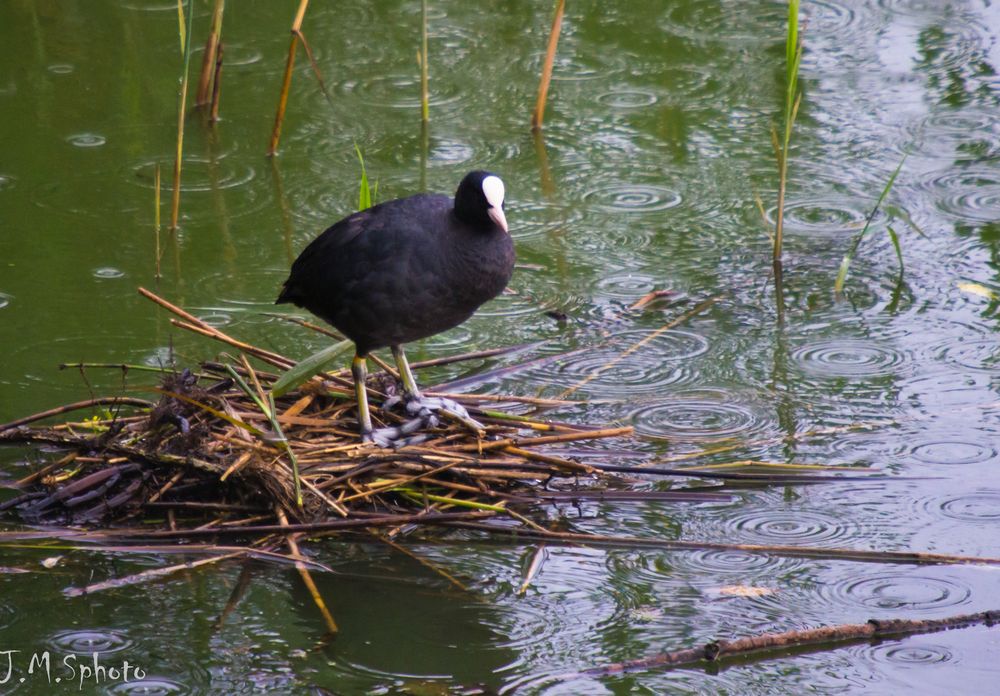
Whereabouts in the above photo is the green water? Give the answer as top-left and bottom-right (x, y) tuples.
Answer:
(3, 0), (1000, 693)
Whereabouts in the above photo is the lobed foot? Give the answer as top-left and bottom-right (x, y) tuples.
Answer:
(370, 394), (484, 448)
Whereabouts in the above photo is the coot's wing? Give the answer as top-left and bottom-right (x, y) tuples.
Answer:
(275, 195), (452, 338)
(276, 207), (376, 305)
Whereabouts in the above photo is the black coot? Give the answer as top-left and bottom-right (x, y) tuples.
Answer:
(276, 170), (514, 441)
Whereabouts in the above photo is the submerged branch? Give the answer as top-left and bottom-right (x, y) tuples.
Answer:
(576, 609), (1000, 677)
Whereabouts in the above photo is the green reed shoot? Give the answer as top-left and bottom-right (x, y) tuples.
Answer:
(772, 0), (803, 268)
(170, 0), (195, 231)
(834, 156), (906, 294)
(355, 144), (377, 211)
(271, 339), (353, 398)
(175, 0), (187, 54)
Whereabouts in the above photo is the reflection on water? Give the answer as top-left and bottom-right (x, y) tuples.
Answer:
(2, 0), (1000, 692)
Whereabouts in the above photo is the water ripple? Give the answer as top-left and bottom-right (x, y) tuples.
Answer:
(677, 548), (787, 575)
(630, 389), (768, 441)
(527, 53), (614, 82)
(929, 335), (1000, 372)
(924, 108), (998, 135)
(792, 339), (907, 378)
(910, 439), (997, 466)
(122, 155), (270, 225)
(197, 312), (234, 329)
(473, 292), (546, 319)
(862, 641), (955, 667)
(338, 73), (464, 112)
(938, 491), (1000, 522)
(900, 371), (998, 413)
(530, 330), (708, 397)
(808, 0), (862, 34)
(923, 167), (1000, 223)
(581, 183), (682, 214)
(593, 270), (660, 301)
(67, 132), (106, 148)
(723, 509), (858, 546)
(107, 678), (190, 695)
(908, 14), (994, 75)
(595, 89), (658, 108)
(119, 1), (177, 11)
(765, 195), (884, 238)
(822, 572), (971, 611)
(189, 268), (291, 307)
(658, 1), (785, 44)
(130, 156), (255, 193)
(93, 267), (125, 280)
(873, 0), (951, 15)
(905, 108), (1000, 160)
(48, 628), (134, 655)
(191, 43), (263, 68)
(506, 199), (585, 240)
(415, 322), (475, 353)
(829, 432), (908, 465)
(427, 137), (520, 169)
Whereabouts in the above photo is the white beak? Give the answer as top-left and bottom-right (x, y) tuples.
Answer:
(488, 206), (508, 233)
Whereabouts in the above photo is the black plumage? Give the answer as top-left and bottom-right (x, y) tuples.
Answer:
(276, 170), (514, 441)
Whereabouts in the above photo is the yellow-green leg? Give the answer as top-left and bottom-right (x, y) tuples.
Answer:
(391, 345), (421, 399)
(351, 354), (373, 440)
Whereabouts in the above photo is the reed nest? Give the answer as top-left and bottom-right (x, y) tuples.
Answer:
(0, 288), (657, 538)
(0, 289), (891, 543)
(0, 362), (636, 530)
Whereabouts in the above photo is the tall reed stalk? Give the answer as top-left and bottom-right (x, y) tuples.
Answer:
(419, 0), (429, 122)
(209, 42), (224, 122)
(170, 0), (195, 231)
(154, 164), (161, 280)
(772, 0), (803, 271)
(268, 0), (311, 156)
(531, 0), (565, 131)
(196, 0), (225, 106)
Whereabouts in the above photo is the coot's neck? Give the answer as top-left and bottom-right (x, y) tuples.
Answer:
(453, 194), (497, 232)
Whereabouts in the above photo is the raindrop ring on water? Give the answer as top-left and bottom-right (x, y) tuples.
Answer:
(582, 184), (682, 214)
(792, 339), (906, 378)
(67, 133), (107, 148)
(910, 440), (997, 466)
(723, 509), (856, 546)
(48, 628), (134, 655)
(828, 573), (970, 611)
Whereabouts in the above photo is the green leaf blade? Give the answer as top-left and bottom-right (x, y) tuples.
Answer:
(272, 339), (354, 397)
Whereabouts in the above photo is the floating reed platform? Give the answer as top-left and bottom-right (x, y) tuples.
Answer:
(0, 288), (908, 544)
(0, 288), (672, 540)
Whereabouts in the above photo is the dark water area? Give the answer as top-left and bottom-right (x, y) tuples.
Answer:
(2, 0), (1000, 693)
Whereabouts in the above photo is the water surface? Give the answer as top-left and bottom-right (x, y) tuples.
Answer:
(1, 0), (999, 693)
